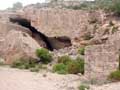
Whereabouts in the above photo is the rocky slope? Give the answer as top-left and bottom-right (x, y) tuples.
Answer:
(0, 21), (42, 64)
(0, 4), (120, 84)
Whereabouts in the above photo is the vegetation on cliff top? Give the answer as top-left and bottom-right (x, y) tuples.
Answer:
(66, 0), (120, 15)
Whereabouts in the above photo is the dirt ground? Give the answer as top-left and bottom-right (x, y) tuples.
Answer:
(0, 66), (120, 90)
(0, 66), (80, 90)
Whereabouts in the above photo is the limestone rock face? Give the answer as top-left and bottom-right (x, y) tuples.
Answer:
(0, 22), (41, 64)
(22, 8), (105, 43)
(22, 8), (107, 48)
(85, 44), (119, 80)
(85, 31), (120, 80)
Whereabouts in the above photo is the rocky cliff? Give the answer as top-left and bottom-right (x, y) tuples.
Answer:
(0, 5), (120, 80)
(22, 7), (105, 46)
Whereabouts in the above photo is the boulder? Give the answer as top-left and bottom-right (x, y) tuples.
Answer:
(0, 22), (41, 64)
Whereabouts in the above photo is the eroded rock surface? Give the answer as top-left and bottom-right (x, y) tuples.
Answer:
(0, 22), (41, 64)
(22, 8), (105, 46)
(85, 30), (120, 80)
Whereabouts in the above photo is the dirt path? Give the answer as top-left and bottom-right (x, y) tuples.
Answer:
(0, 66), (80, 90)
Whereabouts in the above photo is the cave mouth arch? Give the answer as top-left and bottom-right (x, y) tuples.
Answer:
(10, 17), (72, 51)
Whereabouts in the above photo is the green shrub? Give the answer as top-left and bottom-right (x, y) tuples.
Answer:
(78, 47), (85, 55)
(65, 0), (120, 15)
(109, 70), (120, 81)
(0, 62), (5, 66)
(11, 58), (46, 72)
(66, 57), (84, 74)
(79, 84), (90, 90)
(76, 57), (85, 74)
(66, 1), (95, 10)
(11, 58), (32, 69)
(119, 54), (120, 70)
(110, 0), (120, 15)
(112, 26), (118, 34)
(53, 56), (85, 75)
(94, 0), (112, 9)
(58, 55), (72, 65)
(0, 58), (5, 66)
(68, 4), (87, 10)
(36, 48), (52, 64)
(95, 0), (120, 15)
(53, 63), (67, 74)
(67, 61), (80, 74)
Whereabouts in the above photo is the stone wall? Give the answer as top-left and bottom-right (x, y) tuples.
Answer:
(85, 31), (120, 80)
(85, 44), (119, 80)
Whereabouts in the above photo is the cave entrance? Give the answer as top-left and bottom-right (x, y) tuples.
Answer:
(10, 17), (72, 51)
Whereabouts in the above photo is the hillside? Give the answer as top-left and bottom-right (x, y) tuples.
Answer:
(0, 0), (120, 90)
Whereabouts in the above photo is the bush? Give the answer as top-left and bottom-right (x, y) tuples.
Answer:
(58, 55), (72, 65)
(66, 1), (95, 10)
(112, 26), (118, 34)
(78, 47), (85, 55)
(67, 57), (84, 74)
(95, 0), (120, 15)
(109, 70), (120, 81)
(76, 57), (85, 74)
(65, 0), (120, 15)
(0, 62), (5, 66)
(36, 48), (52, 64)
(11, 58), (46, 72)
(119, 55), (120, 70)
(0, 58), (5, 66)
(94, 0), (112, 9)
(68, 4), (87, 10)
(11, 58), (34, 69)
(109, 0), (120, 15)
(79, 84), (89, 90)
(67, 61), (80, 74)
(53, 56), (85, 74)
(53, 63), (67, 74)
